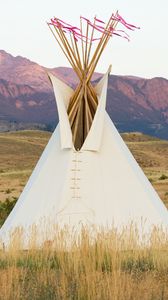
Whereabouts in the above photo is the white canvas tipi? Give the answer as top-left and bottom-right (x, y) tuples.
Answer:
(0, 13), (168, 246)
(0, 69), (168, 246)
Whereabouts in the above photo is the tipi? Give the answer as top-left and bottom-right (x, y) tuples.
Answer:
(0, 13), (168, 246)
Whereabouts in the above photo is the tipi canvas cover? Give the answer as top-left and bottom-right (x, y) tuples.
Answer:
(1, 13), (168, 246)
(0, 69), (168, 247)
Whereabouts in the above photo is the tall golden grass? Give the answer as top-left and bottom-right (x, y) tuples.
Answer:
(0, 226), (168, 299)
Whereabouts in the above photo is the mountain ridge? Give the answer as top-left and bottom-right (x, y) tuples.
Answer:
(0, 50), (168, 139)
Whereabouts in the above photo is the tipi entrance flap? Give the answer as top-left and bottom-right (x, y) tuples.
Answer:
(48, 72), (74, 149)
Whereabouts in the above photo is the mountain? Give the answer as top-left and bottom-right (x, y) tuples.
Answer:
(0, 50), (100, 90)
(106, 75), (168, 138)
(0, 50), (168, 138)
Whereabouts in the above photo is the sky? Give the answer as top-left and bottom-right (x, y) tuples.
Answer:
(0, 0), (168, 79)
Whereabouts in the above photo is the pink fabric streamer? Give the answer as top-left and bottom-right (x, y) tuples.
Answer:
(113, 31), (130, 41)
(80, 16), (90, 23)
(51, 18), (81, 32)
(94, 17), (105, 24)
(117, 13), (140, 29)
(54, 17), (80, 31)
(50, 18), (63, 27)
(111, 13), (140, 30)
(55, 17), (72, 27)
(50, 18), (84, 41)
(88, 23), (110, 35)
(80, 18), (130, 41)
(116, 29), (130, 37)
(49, 13), (138, 43)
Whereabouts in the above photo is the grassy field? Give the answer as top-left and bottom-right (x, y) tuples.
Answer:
(0, 130), (168, 299)
(0, 227), (168, 299)
(0, 130), (168, 207)
(0, 131), (50, 203)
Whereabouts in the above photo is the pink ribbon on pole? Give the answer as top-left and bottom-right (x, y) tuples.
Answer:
(54, 17), (81, 31)
(113, 31), (130, 41)
(117, 13), (140, 29)
(50, 18), (63, 28)
(49, 13), (139, 44)
(50, 18), (84, 41)
(94, 17), (105, 24)
(88, 23), (110, 35)
(111, 13), (140, 30)
(80, 16), (90, 23)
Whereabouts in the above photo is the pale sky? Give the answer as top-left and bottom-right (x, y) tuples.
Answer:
(0, 0), (168, 79)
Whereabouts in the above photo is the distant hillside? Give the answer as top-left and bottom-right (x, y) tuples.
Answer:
(0, 50), (168, 138)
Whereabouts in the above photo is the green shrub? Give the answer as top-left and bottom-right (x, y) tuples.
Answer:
(5, 188), (12, 194)
(121, 256), (155, 273)
(159, 174), (168, 180)
(0, 197), (17, 227)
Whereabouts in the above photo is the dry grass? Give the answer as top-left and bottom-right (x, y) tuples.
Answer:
(0, 227), (168, 300)
(122, 132), (168, 208)
(0, 130), (51, 202)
